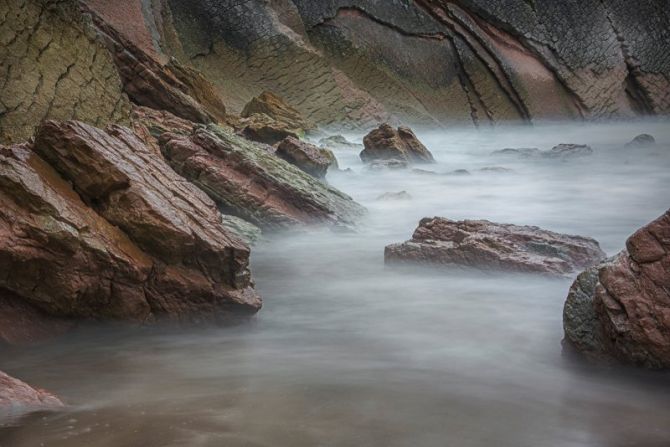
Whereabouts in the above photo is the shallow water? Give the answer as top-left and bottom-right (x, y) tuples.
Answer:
(2, 120), (670, 447)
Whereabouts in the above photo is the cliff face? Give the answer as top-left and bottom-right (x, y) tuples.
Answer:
(115, 0), (670, 128)
(2, 0), (669, 138)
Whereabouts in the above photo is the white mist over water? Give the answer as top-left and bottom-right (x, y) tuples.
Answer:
(2, 120), (670, 447)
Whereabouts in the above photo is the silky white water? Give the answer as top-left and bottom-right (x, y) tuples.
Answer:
(2, 120), (670, 447)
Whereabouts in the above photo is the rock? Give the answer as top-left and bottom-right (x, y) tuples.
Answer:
(319, 135), (363, 150)
(0, 371), (63, 421)
(385, 217), (606, 276)
(0, 121), (260, 337)
(240, 113), (302, 146)
(242, 91), (314, 133)
(0, 291), (74, 346)
(376, 191), (412, 201)
(361, 124), (435, 164)
(220, 216), (262, 245)
(275, 137), (336, 179)
(625, 134), (656, 148)
(478, 167), (515, 174)
(367, 159), (410, 171)
(491, 148), (542, 158)
(160, 125), (366, 230)
(564, 209), (670, 369)
(543, 144), (594, 159)
(445, 169), (472, 176)
(411, 168), (440, 176)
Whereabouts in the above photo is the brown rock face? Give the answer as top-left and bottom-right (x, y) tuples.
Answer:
(160, 125), (365, 230)
(0, 121), (260, 339)
(361, 124), (435, 164)
(0, 371), (63, 420)
(242, 91), (314, 131)
(240, 114), (302, 146)
(385, 217), (606, 276)
(564, 209), (670, 369)
(275, 137), (335, 179)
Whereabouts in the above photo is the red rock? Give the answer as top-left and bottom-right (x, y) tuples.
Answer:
(0, 121), (260, 341)
(241, 91), (314, 132)
(275, 137), (335, 179)
(0, 371), (63, 419)
(564, 209), (670, 368)
(361, 124), (435, 164)
(160, 125), (365, 230)
(385, 217), (606, 276)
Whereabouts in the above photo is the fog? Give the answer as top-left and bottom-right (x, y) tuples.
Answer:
(2, 120), (670, 447)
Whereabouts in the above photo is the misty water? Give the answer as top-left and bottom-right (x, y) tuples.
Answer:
(2, 120), (670, 447)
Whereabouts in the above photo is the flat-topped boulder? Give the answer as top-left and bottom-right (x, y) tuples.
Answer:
(0, 121), (260, 341)
(385, 217), (606, 276)
(0, 371), (63, 421)
(564, 209), (670, 369)
(160, 125), (365, 230)
(240, 91), (314, 144)
(275, 137), (336, 179)
(360, 124), (435, 164)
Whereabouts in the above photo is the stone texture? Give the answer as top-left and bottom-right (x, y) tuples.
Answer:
(360, 124), (435, 164)
(0, 0), (131, 144)
(0, 370), (63, 420)
(160, 125), (366, 230)
(0, 121), (260, 338)
(385, 217), (606, 276)
(564, 209), (670, 369)
(275, 136), (335, 179)
(242, 91), (314, 132)
(544, 144), (594, 159)
(319, 135), (362, 150)
(240, 113), (302, 146)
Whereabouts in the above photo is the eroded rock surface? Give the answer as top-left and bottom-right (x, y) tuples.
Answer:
(160, 125), (365, 230)
(0, 371), (63, 420)
(564, 209), (670, 369)
(0, 121), (260, 336)
(386, 217), (606, 276)
(361, 124), (434, 164)
(276, 137), (335, 178)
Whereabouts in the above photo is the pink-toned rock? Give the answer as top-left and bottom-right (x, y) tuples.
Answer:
(0, 370), (63, 420)
(361, 124), (435, 164)
(564, 209), (670, 368)
(385, 217), (605, 276)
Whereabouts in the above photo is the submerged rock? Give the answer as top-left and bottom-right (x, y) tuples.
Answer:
(367, 159), (410, 171)
(625, 134), (656, 148)
(0, 121), (260, 339)
(544, 144), (594, 159)
(275, 137), (336, 179)
(376, 191), (412, 201)
(319, 135), (363, 150)
(360, 124), (435, 164)
(385, 217), (606, 276)
(491, 148), (542, 158)
(564, 209), (670, 369)
(478, 167), (515, 174)
(160, 125), (365, 230)
(0, 371), (63, 420)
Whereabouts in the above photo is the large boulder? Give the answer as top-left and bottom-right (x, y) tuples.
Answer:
(275, 137), (336, 179)
(160, 125), (365, 230)
(564, 209), (670, 369)
(0, 121), (260, 340)
(385, 217), (606, 276)
(360, 124), (435, 164)
(0, 371), (63, 421)
(240, 91), (315, 144)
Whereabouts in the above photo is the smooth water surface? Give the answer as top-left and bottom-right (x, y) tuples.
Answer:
(2, 120), (670, 447)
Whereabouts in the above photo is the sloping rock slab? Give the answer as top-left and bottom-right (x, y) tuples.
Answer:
(160, 125), (365, 230)
(385, 217), (606, 276)
(0, 121), (259, 333)
(361, 124), (435, 164)
(564, 209), (670, 369)
(0, 371), (63, 421)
